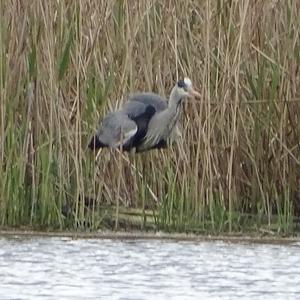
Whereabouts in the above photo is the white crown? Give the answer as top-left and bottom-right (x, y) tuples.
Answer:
(184, 77), (192, 87)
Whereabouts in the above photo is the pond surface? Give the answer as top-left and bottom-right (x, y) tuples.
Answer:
(0, 236), (299, 299)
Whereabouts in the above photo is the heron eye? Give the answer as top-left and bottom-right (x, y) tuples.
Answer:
(177, 79), (186, 88)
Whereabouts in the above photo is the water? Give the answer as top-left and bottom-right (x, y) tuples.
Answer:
(0, 236), (299, 300)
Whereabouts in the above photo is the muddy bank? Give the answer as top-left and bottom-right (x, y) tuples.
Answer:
(0, 228), (299, 245)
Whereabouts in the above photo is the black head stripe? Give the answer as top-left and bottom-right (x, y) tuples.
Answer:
(177, 79), (186, 89)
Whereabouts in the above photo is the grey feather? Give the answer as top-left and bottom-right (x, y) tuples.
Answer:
(128, 93), (167, 112)
(126, 92), (182, 150)
(119, 93), (168, 122)
(122, 101), (150, 119)
(96, 111), (137, 148)
(89, 78), (197, 152)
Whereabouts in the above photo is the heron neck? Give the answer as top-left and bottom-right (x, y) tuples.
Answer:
(162, 87), (182, 132)
(169, 86), (183, 110)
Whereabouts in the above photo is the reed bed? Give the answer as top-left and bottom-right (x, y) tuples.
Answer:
(0, 0), (300, 234)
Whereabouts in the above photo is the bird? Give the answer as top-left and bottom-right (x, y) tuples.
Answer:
(88, 78), (200, 153)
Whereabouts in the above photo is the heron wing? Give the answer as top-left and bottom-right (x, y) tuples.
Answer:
(128, 92), (168, 112)
(122, 93), (168, 143)
(89, 93), (169, 151)
(128, 92), (182, 145)
(122, 100), (150, 119)
(96, 111), (138, 148)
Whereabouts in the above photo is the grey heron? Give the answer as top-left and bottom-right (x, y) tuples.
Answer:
(88, 78), (200, 152)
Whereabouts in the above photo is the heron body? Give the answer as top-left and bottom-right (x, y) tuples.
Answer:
(88, 78), (200, 152)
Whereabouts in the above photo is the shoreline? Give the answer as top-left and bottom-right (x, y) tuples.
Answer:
(0, 228), (299, 244)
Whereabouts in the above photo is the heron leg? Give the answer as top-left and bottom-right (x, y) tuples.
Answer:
(95, 148), (103, 161)
(129, 147), (136, 155)
(115, 130), (125, 230)
(95, 148), (113, 198)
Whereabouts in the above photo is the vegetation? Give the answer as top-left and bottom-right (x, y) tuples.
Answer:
(0, 0), (300, 235)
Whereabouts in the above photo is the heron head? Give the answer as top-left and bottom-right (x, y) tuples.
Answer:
(176, 77), (201, 99)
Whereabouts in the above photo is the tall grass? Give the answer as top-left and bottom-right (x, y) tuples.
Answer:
(0, 0), (299, 234)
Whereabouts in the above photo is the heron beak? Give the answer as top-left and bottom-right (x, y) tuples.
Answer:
(187, 87), (201, 99)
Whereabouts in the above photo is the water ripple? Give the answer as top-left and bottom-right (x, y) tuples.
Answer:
(0, 237), (299, 299)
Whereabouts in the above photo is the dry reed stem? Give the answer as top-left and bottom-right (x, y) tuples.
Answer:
(0, 0), (299, 232)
